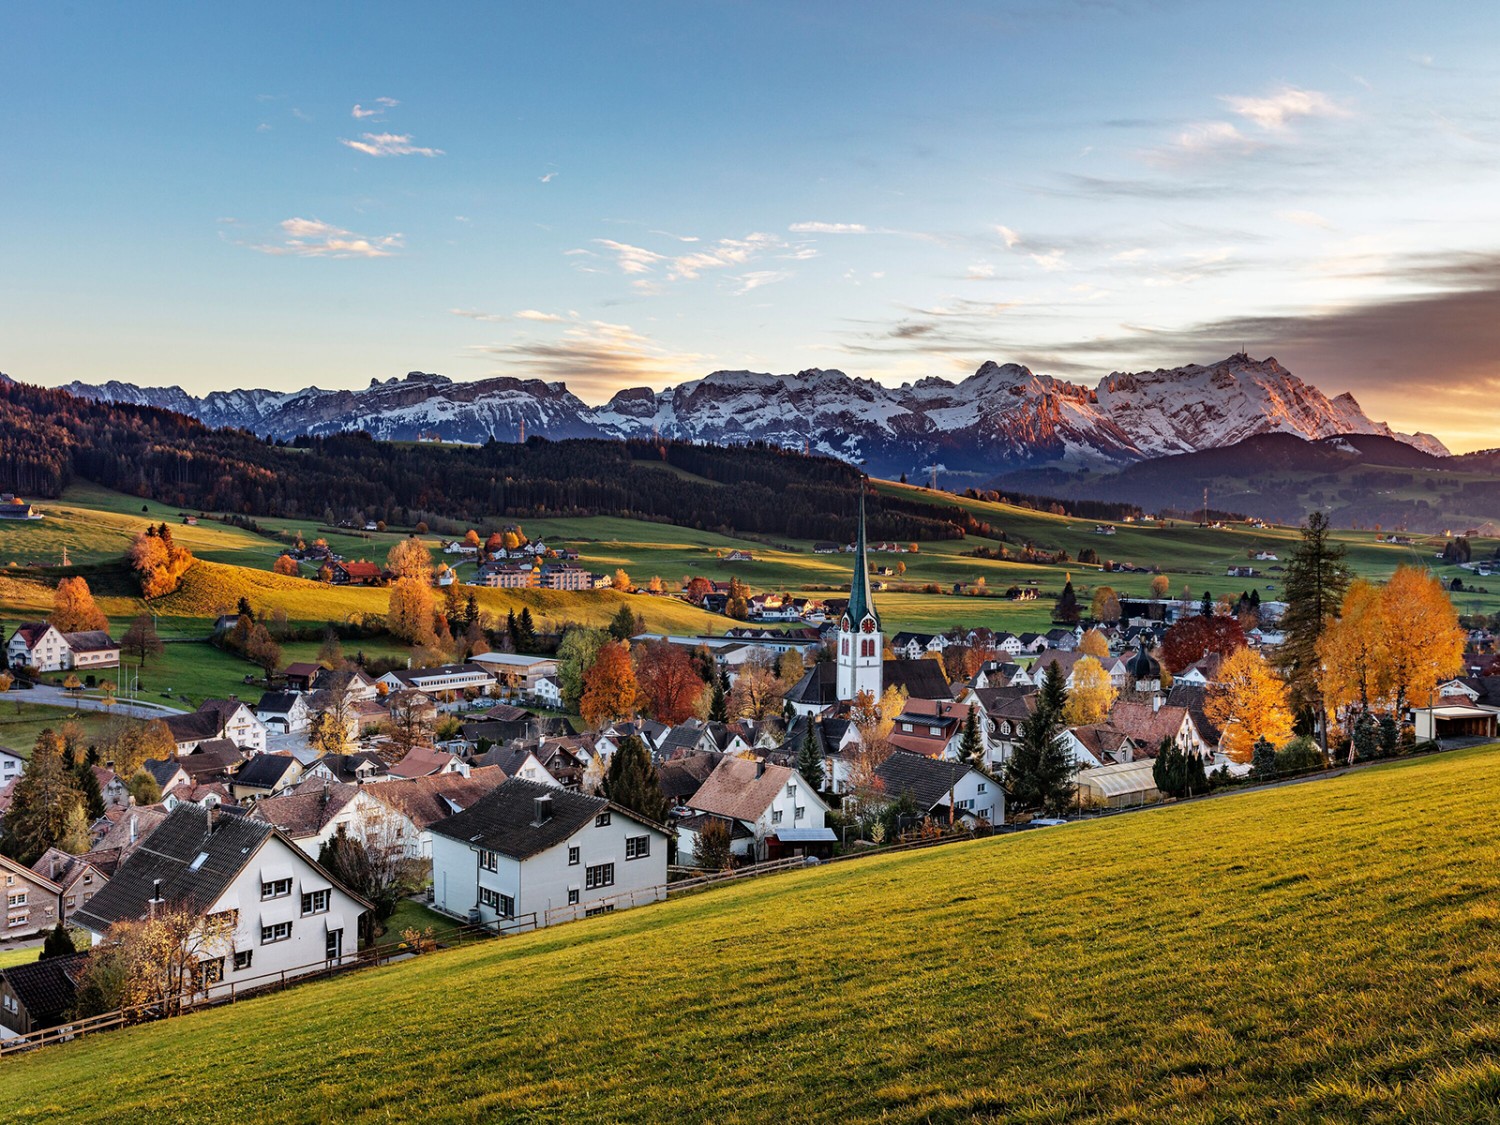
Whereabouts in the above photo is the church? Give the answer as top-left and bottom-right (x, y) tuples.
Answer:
(784, 490), (949, 718)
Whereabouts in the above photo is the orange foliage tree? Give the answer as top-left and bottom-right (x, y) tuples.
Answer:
(581, 641), (639, 727)
(1206, 647), (1295, 763)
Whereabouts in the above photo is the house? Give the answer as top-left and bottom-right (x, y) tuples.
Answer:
(891, 632), (937, 660)
(0, 745), (23, 787)
(282, 663), (322, 693)
(1108, 700), (1213, 757)
(301, 751), (390, 787)
(887, 698), (966, 759)
(533, 676), (563, 709)
(250, 781), (416, 859)
(684, 758), (832, 863)
(724, 550), (754, 562)
(361, 769), (509, 859)
(0, 493), (42, 520)
(87, 806), (170, 864)
(961, 688), (1038, 769)
(657, 752), (724, 808)
(388, 747), (468, 781)
(30, 848), (111, 923)
(141, 757), (193, 796)
(314, 666), (380, 701)
(469, 652), (560, 694)
(162, 699), (267, 755)
(472, 745), (565, 788)
(0, 953), (90, 1038)
(882, 658), (952, 703)
(5, 623), (119, 674)
(256, 691), (311, 735)
(1, 854), (63, 938)
(1060, 723), (1139, 769)
(376, 664), (494, 700)
(229, 754), (304, 801)
(74, 805), (370, 995)
(536, 563), (593, 591)
(871, 750), (1003, 825)
(430, 779), (669, 929)
(326, 561), (384, 586)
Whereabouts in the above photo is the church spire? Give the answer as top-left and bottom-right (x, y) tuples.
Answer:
(846, 486), (880, 630)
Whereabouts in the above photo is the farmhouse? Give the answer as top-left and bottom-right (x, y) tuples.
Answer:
(684, 758), (832, 863)
(162, 699), (268, 754)
(872, 750), (1002, 824)
(29, 848), (112, 924)
(324, 561), (384, 586)
(5, 622), (120, 674)
(430, 779), (669, 930)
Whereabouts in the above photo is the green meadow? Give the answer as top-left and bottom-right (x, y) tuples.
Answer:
(8, 743), (1500, 1123)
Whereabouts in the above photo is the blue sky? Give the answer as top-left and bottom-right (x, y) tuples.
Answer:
(4, 1), (1500, 448)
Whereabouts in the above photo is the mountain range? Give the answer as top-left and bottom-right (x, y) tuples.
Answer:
(55, 354), (1446, 481)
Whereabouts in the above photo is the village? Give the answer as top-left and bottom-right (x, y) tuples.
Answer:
(0, 488), (1492, 1049)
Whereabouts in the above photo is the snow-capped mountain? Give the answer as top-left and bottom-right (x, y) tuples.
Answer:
(56, 354), (1447, 478)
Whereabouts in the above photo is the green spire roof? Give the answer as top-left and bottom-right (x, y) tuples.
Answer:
(846, 489), (880, 631)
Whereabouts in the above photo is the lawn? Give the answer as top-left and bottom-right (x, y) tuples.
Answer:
(0, 702), (122, 758)
(10, 744), (1500, 1123)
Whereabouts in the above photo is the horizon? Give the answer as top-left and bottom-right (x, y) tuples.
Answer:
(6, 1), (1500, 451)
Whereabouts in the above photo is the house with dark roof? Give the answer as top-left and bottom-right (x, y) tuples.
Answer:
(30, 848), (111, 924)
(228, 753), (304, 801)
(882, 658), (951, 703)
(362, 768), (508, 858)
(684, 757), (833, 863)
(5, 622), (119, 674)
(872, 750), (1003, 825)
(1, 853), (63, 938)
(0, 952), (90, 1036)
(250, 780), (411, 859)
(256, 691), (310, 734)
(657, 751), (724, 807)
(301, 751), (390, 787)
(429, 778), (669, 930)
(74, 804), (370, 997)
(162, 699), (267, 754)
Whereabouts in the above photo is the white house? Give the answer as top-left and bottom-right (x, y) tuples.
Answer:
(251, 780), (422, 859)
(0, 745), (24, 786)
(255, 691), (311, 735)
(6, 622), (120, 674)
(871, 750), (1003, 825)
(377, 663), (494, 700)
(430, 779), (669, 930)
(684, 758), (833, 863)
(163, 700), (269, 755)
(73, 804), (370, 998)
(533, 676), (563, 710)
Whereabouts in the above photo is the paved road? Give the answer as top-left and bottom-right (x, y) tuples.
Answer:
(16, 683), (187, 720)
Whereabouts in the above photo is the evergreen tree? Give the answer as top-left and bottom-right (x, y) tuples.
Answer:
(40, 922), (75, 960)
(506, 608), (518, 650)
(462, 592), (481, 632)
(1005, 662), (1074, 816)
(1277, 512), (1352, 752)
(1200, 589), (1214, 618)
(74, 760), (106, 821)
(959, 703), (983, 765)
(695, 817), (733, 872)
(236, 596), (254, 620)
(608, 604), (636, 642)
(795, 723), (825, 790)
(1053, 576), (1080, 625)
(516, 607), (538, 651)
(708, 676), (728, 723)
(603, 736), (672, 827)
(1250, 736), (1278, 780)
(1152, 740), (1185, 797)
(1037, 659), (1068, 720)
(1378, 713), (1399, 756)
(0, 730), (87, 865)
(1351, 708), (1380, 763)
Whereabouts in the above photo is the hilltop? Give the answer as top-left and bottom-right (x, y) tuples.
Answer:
(8, 744), (1500, 1123)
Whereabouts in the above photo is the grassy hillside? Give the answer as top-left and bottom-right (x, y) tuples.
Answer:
(10, 744), (1500, 1123)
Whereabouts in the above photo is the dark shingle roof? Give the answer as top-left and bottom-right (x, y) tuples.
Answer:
(783, 662), (839, 708)
(431, 778), (656, 860)
(882, 658), (950, 701)
(248, 782), (361, 838)
(873, 750), (979, 812)
(73, 805), (275, 933)
(163, 710), (226, 743)
(657, 752), (724, 803)
(232, 753), (300, 791)
(257, 691), (302, 714)
(0, 953), (89, 1027)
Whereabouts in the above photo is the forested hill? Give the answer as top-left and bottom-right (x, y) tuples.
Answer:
(0, 378), (985, 542)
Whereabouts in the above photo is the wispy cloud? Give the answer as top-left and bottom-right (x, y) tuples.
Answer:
(594, 239), (665, 275)
(539, 171), (558, 183)
(468, 319), (709, 398)
(249, 218), (402, 259)
(1276, 209), (1333, 229)
(734, 270), (790, 295)
(515, 309), (565, 322)
(450, 308), (506, 322)
(1222, 87), (1349, 130)
(590, 232), (793, 287)
(995, 225), (1021, 248)
(351, 96), (399, 119)
(340, 132), (444, 157)
(789, 221), (869, 234)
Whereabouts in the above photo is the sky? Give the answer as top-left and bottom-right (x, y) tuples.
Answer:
(4, 1), (1500, 449)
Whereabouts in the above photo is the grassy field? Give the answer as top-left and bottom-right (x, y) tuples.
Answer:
(0, 702), (123, 758)
(10, 744), (1500, 1123)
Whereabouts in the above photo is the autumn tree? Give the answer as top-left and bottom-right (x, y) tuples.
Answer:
(580, 640), (639, 727)
(1317, 579), (1388, 735)
(612, 568), (633, 594)
(97, 717), (176, 777)
(1379, 565), (1465, 723)
(1206, 647), (1295, 763)
(1091, 586), (1121, 624)
(387, 577), (438, 646)
(1063, 656), (1117, 726)
(272, 554), (300, 577)
(386, 537), (434, 582)
(1276, 511), (1352, 747)
(727, 660), (782, 721)
(128, 526), (194, 598)
(0, 729), (88, 864)
(557, 626), (607, 711)
(1150, 574), (1171, 601)
(127, 770), (163, 807)
(50, 576), (109, 633)
(93, 904), (238, 1017)
(1160, 614), (1246, 674)
(245, 623), (283, 679)
(385, 694), (434, 760)
(695, 816), (733, 871)
(121, 614), (165, 667)
(683, 576), (714, 606)
(634, 640), (706, 725)
(1078, 628), (1110, 659)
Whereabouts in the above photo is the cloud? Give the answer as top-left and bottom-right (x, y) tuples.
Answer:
(1275, 209), (1333, 229)
(515, 309), (564, 322)
(249, 217), (402, 259)
(789, 221), (869, 234)
(1222, 87), (1349, 130)
(340, 132), (444, 157)
(1172, 120), (1257, 154)
(256, 122), (272, 133)
(539, 171), (558, 183)
(995, 225), (1021, 248)
(352, 97), (399, 119)
(594, 239), (665, 275)
(467, 320), (709, 399)
(590, 232), (794, 287)
(450, 308), (506, 322)
(734, 271), (790, 295)
(1030, 249), (1067, 272)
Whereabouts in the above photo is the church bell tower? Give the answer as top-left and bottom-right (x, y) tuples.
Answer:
(836, 489), (883, 703)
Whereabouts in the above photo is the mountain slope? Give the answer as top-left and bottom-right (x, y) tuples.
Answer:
(9, 745), (1500, 1124)
(55, 354), (1447, 478)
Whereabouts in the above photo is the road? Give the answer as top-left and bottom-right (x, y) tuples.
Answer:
(18, 683), (187, 720)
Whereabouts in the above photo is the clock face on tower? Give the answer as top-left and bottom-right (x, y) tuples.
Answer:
(861, 618), (875, 634)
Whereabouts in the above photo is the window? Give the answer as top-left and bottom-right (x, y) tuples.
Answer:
(234, 949), (253, 971)
(771, 810), (783, 825)
(301, 889), (330, 915)
(6, 892), (26, 908)
(595, 811), (611, 828)
(478, 887), (514, 918)
(7, 913), (27, 929)
(261, 878), (292, 900)
(958, 798), (975, 810)
(978, 782), (987, 793)
(585, 903), (615, 918)
(194, 957), (224, 989)
(794, 806), (805, 820)
(261, 921), (292, 944)
(568, 846), (580, 866)
(625, 835), (650, 860)
(478, 850), (498, 872)
(3, 994), (16, 1014)
(585, 863), (614, 890)
(786, 782), (796, 797)
(901, 722), (913, 733)
(567, 889), (580, 905)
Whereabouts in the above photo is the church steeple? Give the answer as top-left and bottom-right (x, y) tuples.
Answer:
(836, 484), (883, 703)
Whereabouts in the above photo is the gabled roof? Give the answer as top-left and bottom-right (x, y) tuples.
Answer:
(9, 621), (56, 649)
(388, 747), (459, 780)
(30, 847), (106, 892)
(249, 782), (363, 838)
(283, 662), (321, 680)
(143, 757), (191, 789)
(873, 750), (982, 813)
(0, 953), (90, 1027)
(0, 852), (62, 894)
(688, 757), (803, 823)
(256, 691), (304, 714)
(657, 751), (724, 803)
(233, 753), (300, 790)
(882, 658), (950, 702)
(178, 741), (247, 780)
(430, 778), (659, 860)
(1108, 701), (1194, 749)
(363, 768), (508, 830)
(62, 629), (117, 653)
(783, 662), (840, 708)
(163, 709), (225, 744)
(306, 751), (389, 783)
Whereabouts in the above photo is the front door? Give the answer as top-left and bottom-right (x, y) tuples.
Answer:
(326, 927), (343, 961)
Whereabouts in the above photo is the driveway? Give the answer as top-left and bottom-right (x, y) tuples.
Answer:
(19, 683), (187, 720)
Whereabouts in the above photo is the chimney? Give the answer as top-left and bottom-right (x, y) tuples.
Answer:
(755, 759), (766, 778)
(533, 794), (553, 824)
(1152, 692), (1163, 713)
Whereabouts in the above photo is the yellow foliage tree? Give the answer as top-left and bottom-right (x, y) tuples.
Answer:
(386, 537), (433, 582)
(1317, 579), (1389, 721)
(1078, 629), (1110, 659)
(1150, 574), (1171, 600)
(1063, 655), (1117, 726)
(1380, 565), (1466, 718)
(50, 576), (110, 633)
(387, 577), (437, 646)
(1206, 647), (1295, 763)
(613, 568), (633, 594)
